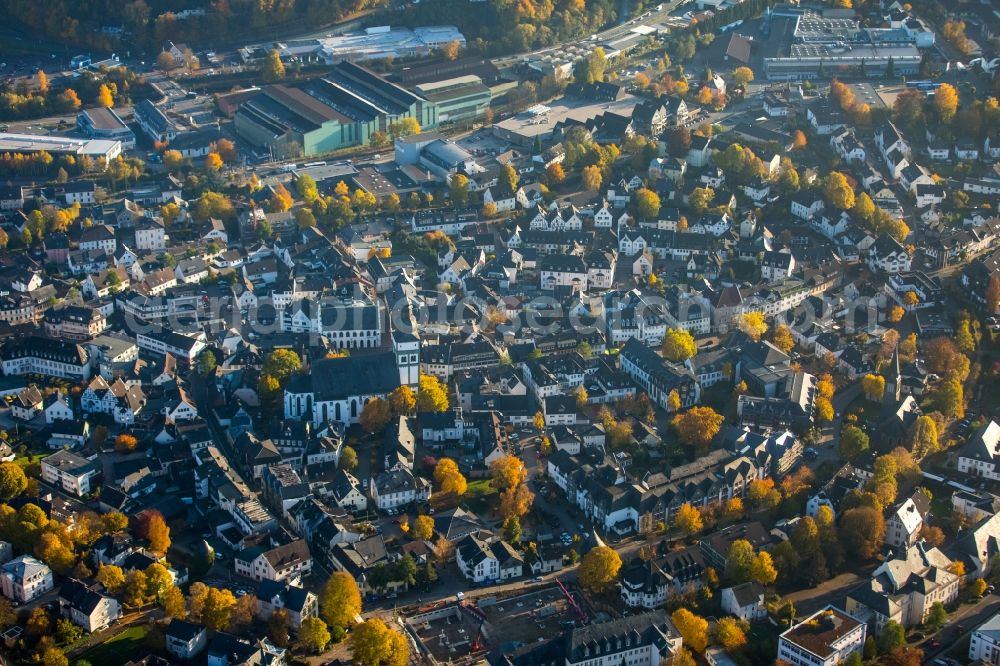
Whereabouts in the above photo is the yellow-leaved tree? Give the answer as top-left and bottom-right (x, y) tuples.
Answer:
(577, 545), (622, 594)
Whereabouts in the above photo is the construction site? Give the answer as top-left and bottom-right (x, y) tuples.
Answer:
(404, 582), (588, 665)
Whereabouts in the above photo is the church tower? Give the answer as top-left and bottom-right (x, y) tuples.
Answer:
(882, 346), (902, 404)
(392, 328), (420, 389)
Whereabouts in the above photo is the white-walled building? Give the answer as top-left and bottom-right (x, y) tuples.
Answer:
(41, 450), (100, 497)
(777, 607), (866, 666)
(1, 556), (54, 603)
(970, 612), (1000, 664)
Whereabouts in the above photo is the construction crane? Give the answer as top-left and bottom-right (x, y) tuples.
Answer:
(555, 577), (586, 624)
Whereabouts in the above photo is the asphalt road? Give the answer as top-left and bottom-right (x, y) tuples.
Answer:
(920, 595), (1000, 664)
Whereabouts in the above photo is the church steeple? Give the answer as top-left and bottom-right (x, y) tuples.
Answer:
(881, 345), (902, 403)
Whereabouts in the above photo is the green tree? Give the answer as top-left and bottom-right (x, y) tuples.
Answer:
(924, 602), (947, 632)
(956, 320), (976, 353)
(907, 416), (939, 457)
(878, 620), (905, 655)
(294, 208), (317, 229)
(263, 349), (301, 384)
(196, 350), (217, 376)
(574, 48), (608, 84)
(503, 515), (521, 543)
(724, 539), (755, 583)
(55, 617), (83, 645)
(840, 425), (870, 460)
(296, 173), (319, 202)
(144, 562), (173, 601)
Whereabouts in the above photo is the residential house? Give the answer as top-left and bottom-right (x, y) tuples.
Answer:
(255, 580), (318, 629)
(957, 420), (1000, 481)
(369, 468), (431, 511)
(620, 558), (668, 609)
(885, 493), (930, 549)
(234, 540), (312, 583)
(868, 234), (912, 274)
(165, 619), (208, 660)
(721, 582), (767, 621)
(456, 534), (523, 583)
(0, 556), (53, 603)
(58, 579), (122, 632)
(12, 385), (43, 421)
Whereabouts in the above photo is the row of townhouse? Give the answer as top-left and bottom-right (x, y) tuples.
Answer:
(545, 446), (766, 538)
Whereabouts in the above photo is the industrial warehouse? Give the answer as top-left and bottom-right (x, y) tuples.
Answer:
(234, 59), (504, 158)
(242, 25), (467, 65)
(234, 61), (441, 158)
(762, 7), (930, 80)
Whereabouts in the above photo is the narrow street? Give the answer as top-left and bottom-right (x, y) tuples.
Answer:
(920, 595), (1000, 664)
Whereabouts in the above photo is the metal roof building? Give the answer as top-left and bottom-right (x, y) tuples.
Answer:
(0, 133), (121, 161)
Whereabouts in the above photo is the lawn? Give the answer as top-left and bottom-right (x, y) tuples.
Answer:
(12, 452), (48, 468)
(79, 624), (152, 664)
(463, 479), (498, 515)
(844, 395), (883, 425)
